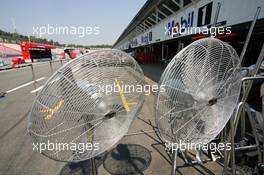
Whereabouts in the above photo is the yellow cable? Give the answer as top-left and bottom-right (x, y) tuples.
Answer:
(40, 99), (64, 120)
(115, 79), (130, 112)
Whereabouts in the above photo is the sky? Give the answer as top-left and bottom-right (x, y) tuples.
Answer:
(0, 0), (147, 45)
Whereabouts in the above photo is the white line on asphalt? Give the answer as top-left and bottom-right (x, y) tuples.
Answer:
(30, 85), (44, 93)
(6, 77), (46, 93)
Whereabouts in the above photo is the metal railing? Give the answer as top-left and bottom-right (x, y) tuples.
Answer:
(0, 59), (69, 96)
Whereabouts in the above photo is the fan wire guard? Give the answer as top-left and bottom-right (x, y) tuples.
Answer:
(155, 38), (242, 148)
(28, 49), (145, 162)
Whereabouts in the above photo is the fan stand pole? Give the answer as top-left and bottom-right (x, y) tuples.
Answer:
(171, 149), (178, 175)
(224, 8), (262, 174)
(239, 6), (261, 61)
(226, 44), (264, 174)
(211, 2), (221, 28)
(230, 115), (236, 175)
(262, 86), (264, 164)
(91, 157), (97, 175)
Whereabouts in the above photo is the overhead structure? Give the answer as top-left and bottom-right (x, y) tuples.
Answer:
(113, 0), (264, 51)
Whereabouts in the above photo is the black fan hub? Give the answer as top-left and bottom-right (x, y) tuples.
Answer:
(208, 98), (217, 106)
(104, 111), (116, 119)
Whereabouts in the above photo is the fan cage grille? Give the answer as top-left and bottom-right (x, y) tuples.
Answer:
(28, 49), (145, 162)
(155, 38), (242, 148)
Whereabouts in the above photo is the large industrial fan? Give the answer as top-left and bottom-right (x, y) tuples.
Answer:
(155, 38), (242, 174)
(28, 50), (145, 166)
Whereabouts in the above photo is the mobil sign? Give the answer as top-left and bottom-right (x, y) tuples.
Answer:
(166, 2), (213, 36)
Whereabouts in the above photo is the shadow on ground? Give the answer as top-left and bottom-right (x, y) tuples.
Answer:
(59, 153), (105, 175)
(103, 144), (152, 175)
